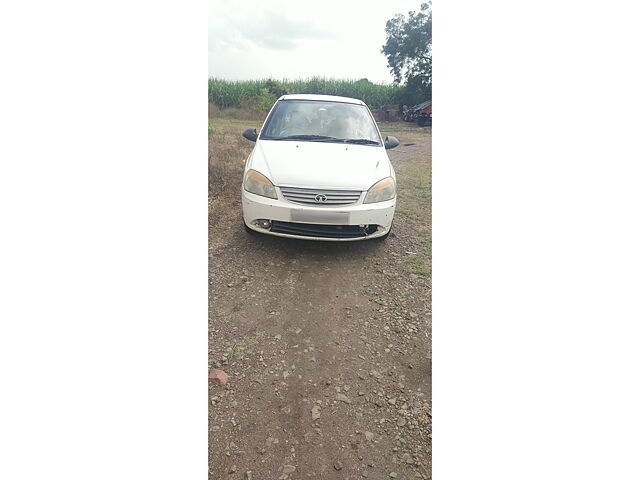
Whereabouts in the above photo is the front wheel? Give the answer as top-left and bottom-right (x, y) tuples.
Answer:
(373, 224), (392, 241)
(244, 221), (258, 236)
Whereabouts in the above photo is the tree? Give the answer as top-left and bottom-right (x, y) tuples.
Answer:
(381, 2), (432, 104)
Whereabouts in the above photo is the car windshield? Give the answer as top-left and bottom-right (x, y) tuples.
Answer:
(260, 100), (382, 145)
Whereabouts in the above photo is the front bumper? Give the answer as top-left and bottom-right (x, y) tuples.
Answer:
(242, 189), (395, 241)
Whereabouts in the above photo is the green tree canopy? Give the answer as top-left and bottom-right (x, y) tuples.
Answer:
(381, 2), (432, 104)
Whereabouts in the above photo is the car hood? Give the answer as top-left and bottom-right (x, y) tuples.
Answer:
(250, 139), (392, 190)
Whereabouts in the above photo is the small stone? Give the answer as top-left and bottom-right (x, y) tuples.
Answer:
(209, 369), (229, 386)
(336, 393), (351, 404)
(397, 417), (407, 427)
(334, 461), (343, 471)
(364, 431), (374, 441)
(312, 405), (321, 420)
(282, 465), (296, 474)
(228, 465), (237, 474)
(245, 472), (253, 480)
(390, 472), (398, 478)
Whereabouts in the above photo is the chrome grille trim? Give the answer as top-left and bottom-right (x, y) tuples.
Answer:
(279, 185), (362, 206)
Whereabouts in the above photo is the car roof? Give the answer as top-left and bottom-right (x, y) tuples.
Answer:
(278, 94), (365, 105)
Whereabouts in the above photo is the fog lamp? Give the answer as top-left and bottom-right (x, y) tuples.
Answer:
(256, 219), (272, 229)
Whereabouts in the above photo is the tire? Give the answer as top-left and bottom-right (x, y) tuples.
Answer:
(244, 221), (258, 236)
(373, 224), (392, 241)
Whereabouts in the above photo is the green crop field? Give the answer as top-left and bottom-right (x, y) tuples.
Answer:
(208, 77), (406, 110)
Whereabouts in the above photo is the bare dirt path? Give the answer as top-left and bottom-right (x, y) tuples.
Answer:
(209, 119), (431, 480)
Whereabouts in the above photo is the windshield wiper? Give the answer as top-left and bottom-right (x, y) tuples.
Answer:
(344, 138), (380, 145)
(275, 135), (340, 141)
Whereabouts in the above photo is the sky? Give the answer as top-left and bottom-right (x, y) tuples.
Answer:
(209, 0), (425, 84)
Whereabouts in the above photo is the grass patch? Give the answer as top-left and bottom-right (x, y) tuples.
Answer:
(209, 118), (259, 199)
(230, 341), (248, 360)
(394, 155), (431, 278)
(395, 158), (431, 222)
(406, 253), (431, 277)
(379, 123), (432, 136)
(229, 331), (266, 361)
(209, 101), (268, 122)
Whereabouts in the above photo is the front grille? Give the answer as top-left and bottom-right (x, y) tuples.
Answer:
(271, 221), (377, 239)
(279, 186), (362, 206)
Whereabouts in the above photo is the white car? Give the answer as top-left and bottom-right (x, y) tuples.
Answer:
(241, 94), (399, 241)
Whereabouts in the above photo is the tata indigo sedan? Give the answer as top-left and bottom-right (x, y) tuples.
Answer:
(241, 94), (399, 241)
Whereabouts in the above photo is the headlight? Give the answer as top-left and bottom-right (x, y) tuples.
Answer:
(363, 177), (396, 204)
(243, 169), (277, 199)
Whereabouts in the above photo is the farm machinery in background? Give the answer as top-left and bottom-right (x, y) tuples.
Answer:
(403, 100), (432, 126)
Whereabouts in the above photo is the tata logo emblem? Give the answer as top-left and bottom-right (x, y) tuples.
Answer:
(314, 194), (328, 203)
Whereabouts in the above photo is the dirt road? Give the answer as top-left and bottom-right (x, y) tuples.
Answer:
(209, 119), (431, 479)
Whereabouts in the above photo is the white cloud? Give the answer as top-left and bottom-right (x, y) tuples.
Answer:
(209, 0), (424, 82)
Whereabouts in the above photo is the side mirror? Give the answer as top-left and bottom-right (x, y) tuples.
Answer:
(384, 135), (400, 150)
(242, 128), (258, 142)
